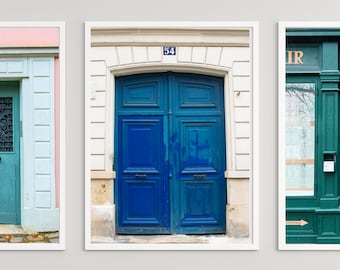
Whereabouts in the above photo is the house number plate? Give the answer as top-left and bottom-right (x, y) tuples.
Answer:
(163, 47), (176, 55)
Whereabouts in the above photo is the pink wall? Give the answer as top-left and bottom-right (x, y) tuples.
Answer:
(0, 28), (59, 47)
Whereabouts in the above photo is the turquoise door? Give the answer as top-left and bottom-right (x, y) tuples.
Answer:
(115, 72), (226, 234)
(0, 82), (20, 224)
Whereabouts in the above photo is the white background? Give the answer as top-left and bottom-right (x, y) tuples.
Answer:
(1, 0), (339, 269)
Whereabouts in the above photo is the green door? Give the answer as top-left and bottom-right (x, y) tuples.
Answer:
(0, 81), (20, 224)
(285, 35), (340, 244)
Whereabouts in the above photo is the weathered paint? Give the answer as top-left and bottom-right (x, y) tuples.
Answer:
(115, 73), (226, 234)
(0, 28), (59, 47)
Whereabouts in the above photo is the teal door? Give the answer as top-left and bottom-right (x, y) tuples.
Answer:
(0, 82), (20, 224)
(115, 72), (226, 234)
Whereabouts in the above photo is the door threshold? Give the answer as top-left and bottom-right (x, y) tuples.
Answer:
(92, 234), (250, 245)
(0, 224), (25, 235)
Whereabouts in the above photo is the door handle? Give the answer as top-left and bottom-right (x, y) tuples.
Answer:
(135, 174), (147, 178)
(193, 174), (206, 179)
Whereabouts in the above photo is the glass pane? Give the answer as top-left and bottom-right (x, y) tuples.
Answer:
(0, 97), (13, 152)
(286, 83), (315, 196)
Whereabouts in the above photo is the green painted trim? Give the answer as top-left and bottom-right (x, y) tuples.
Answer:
(287, 236), (317, 244)
(286, 208), (340, 213)
(286, 43), (322, 72)
(286, 196), (318, 208)
(286, 75), (319, 203)
(286, 208), (317, 212)
(287, 28), (340, 37)
(315, 208), (340, 213)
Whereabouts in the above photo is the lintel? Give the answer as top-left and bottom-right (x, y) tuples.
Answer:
(91, 28), (250, 47)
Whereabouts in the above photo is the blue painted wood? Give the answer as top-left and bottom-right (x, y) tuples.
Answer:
(115, 73), (167, 114)
(171, 73), (226, 234)
(115, 72), (226, 234)
(0, 81), (20, 224)
(171, 73), (224, 113)
(116, 116), (170, 234)
(171, 117), (226, 233)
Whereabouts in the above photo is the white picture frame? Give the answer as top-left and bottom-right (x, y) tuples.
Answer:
(278, 21), (340, 250)
(85, 21), (259, 250)
(0, 22), (65, 250)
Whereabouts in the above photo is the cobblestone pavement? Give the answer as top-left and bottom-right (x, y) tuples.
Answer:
(0, 231), (59, 243)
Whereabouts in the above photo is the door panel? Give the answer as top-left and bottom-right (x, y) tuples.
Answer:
(117, 116), (169, 234)
(116, 73), (166, 114)
(171, 73), (224, 113)
(121, 118), (162, 174)
(115, 73), (226, 234)
(0, 82), (20, 224)
(177, 118), (220, 173)
(172, 116), (226, 233)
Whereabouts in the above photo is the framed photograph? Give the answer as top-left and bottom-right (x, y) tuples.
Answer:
(0, 22), (65, 250)
(85, 21), (258, 250)
(279, 22), (340, 250)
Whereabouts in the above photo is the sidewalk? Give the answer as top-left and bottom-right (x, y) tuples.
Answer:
(92, 234), (250, 245)
(0, 225), (59, 243)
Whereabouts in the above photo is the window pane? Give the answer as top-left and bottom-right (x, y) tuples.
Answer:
(286, 83), (315, 196)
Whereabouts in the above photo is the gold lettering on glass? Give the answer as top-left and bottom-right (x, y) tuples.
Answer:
(286, 50), (304, 64)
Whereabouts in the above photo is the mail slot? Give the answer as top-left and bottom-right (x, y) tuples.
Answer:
(323, 151), (336, 173)
(193, 174), (206, 179)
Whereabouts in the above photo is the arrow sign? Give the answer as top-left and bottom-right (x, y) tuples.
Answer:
(286, 219), (309, 226)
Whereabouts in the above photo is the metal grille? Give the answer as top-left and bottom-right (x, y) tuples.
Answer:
(0, 97), (13, 152)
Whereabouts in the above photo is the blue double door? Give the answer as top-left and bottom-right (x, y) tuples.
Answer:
(0, 82), (20, 224)
(115, 73), (226, 234)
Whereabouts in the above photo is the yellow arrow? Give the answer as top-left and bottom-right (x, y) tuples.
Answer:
(286, 219), (308, 226)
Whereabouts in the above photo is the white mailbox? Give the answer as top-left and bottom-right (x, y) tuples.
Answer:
(323, 152), (336, 173)
(323, 161), (335, 173)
